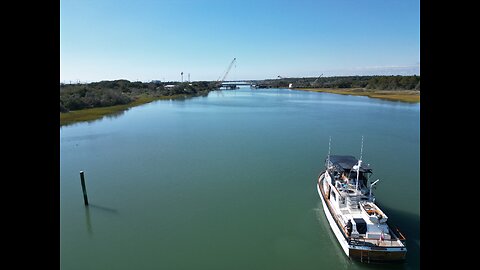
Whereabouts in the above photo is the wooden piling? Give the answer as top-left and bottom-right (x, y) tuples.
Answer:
(79, 171), (89, 205)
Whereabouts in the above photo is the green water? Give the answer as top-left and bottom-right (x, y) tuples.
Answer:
(60, 88), (419, 270)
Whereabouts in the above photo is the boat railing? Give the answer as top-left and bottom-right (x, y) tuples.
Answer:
(348, 236), (404, 249)
(348, 224), (406, 248)
(389, 226), (406, 242)
(348, 223), (407, 248)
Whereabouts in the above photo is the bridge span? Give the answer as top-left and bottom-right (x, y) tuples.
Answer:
(219, 81), (253, 89)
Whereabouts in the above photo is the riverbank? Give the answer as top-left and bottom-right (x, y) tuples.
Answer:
(60, 94), (197, 126)
(60, 80), (218, 126)
(294, 88), (420, 103)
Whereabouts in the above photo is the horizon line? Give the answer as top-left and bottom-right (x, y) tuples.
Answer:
(60, 73), (420, 84)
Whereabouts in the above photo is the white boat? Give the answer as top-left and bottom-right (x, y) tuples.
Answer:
(316, 147), (407, 263)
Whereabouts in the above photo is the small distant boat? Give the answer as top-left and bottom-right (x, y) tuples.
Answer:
(316, 138), (407, 263)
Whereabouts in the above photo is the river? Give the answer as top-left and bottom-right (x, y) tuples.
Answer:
(60, 87), (420, 270)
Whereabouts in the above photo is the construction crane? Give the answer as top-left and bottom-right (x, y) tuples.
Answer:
(217, 57), (236, 83)
(277, 75), (293, 88)
(311, 74), (323, 87)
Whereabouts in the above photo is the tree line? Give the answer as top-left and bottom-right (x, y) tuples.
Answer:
(61, 76), (420, 112)
(259, 75), (420, 90)
(60, 80), (217, 112)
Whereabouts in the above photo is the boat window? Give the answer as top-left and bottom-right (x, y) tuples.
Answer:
(331, 190), (336, 201)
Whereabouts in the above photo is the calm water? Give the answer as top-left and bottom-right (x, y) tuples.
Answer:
(60, 88), (420, 270)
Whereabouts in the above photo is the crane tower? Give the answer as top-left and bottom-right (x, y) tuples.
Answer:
(311, 74), (323, 87)
(217, 58), (236, 82)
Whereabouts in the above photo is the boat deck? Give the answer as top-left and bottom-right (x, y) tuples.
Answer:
(351, 237), (405, 247)
(337, 207), (405, 247)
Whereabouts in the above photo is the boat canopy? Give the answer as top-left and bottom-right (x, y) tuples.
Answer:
(326, 155), (372, 173)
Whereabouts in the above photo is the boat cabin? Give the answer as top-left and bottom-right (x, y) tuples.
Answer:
(326, 155), (372, 193)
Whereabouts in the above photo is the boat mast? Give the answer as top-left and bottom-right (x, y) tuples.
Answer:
(355, 136), (364, 191)
(360, 135), (364, 161)
(355, 160), (362, 191)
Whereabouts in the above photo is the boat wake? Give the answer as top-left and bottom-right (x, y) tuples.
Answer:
(313, 204), (352, 267)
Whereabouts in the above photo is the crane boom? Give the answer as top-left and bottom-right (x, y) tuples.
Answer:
(217, 58), (236, 82)
(312, 74), (323, 84)
(311, 74), (323, 86)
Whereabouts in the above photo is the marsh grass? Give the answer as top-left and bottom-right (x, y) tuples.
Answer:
(60, 94), (188, 126)
(295, 88), (420, 103)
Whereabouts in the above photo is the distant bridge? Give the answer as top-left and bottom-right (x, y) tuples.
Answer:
(219, 81), (253, 89)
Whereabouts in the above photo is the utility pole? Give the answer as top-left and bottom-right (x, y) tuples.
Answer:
(181, 72), (183, 82)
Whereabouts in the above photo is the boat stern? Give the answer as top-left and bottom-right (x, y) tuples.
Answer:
(348, 247), (407, 263)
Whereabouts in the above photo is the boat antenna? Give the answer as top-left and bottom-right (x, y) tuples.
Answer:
(360, 135), (364, 161)
(327, 136), (332, 168)
(355, 136), (364, 191)
(369, 179), (380, 200)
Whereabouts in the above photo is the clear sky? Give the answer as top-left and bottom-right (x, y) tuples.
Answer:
(60, 0), (420, 83)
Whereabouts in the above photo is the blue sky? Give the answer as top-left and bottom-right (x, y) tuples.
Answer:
(60, 0), (420, 82)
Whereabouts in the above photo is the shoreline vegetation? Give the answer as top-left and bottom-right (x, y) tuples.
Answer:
(258, 75), (419, 103)
(60, 75), (419, 126)
(293, 88), (420, 103)
(60, 94), (199, 126)
(60, 80), (217, 126)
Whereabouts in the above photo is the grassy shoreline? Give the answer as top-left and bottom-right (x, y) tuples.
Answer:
(293, 88), (420, 103)
(60, 94), (195, 126)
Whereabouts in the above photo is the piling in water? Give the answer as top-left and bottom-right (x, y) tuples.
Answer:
(79, 171), (89, 206)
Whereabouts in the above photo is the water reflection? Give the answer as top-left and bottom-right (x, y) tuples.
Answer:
(84, 206), (93, 236)
(84, 204), (119, 236)
(89, 204), (119, 214)
(60, 133), (111, 143)
(313, 204), (351, 268)
(104, 110), (127, 120)
(214, 90), (225, 97)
